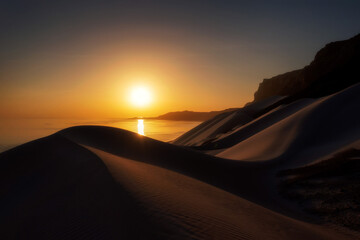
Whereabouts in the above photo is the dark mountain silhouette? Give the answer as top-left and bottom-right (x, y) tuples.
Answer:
(254, 33), (360, 102)
(155, 109), (238, 121)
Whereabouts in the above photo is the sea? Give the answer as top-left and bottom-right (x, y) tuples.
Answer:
(0, 118), (201, 153)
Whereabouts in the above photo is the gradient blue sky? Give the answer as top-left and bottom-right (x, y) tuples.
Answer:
(1, 0), (360, 118)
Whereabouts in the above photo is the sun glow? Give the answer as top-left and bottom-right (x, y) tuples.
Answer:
(130, 86), (152, 107)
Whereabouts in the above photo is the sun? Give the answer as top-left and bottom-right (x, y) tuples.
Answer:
(130, 86), (152, 107)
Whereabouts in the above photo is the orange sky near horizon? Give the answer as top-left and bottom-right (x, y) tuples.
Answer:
(0, 37), (259, 119)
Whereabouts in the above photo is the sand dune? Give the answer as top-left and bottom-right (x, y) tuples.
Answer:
(201, 98), (316, 152)
(173, 96), (284, 147)
(218, 83), (360, 166)
(0, 127), (355, 239)
(0, 84), (359, 239)
(0, 135), (150, 239)
(87, 147), (349, 240)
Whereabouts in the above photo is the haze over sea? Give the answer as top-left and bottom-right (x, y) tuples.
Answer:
(0, 118), (200, 153)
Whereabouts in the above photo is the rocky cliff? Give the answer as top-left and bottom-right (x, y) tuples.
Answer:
(254, 33), (360, 101)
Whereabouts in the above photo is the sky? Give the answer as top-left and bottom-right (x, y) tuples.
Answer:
(1, 0), (360, 118)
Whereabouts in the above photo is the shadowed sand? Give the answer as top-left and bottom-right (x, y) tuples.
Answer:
(0, 124), (356, 239)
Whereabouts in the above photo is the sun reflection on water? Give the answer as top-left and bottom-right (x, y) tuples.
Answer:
(137, 119), (145, 136)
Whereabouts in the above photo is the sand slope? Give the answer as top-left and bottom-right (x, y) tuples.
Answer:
(0, 135), (151, 239)
(0, 85), (359, 239)
(173, 96), (284, 147)
(0, 124), (356, 239)
(87, 147), (348, 240)
(218, 83), (360, 167)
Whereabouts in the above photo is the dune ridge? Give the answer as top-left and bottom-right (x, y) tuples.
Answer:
(217, 83), (360, 166)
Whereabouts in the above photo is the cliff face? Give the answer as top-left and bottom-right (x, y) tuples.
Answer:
(254, 33), (360, 101)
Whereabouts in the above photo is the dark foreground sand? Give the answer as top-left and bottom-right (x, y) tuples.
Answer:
(0, 125), (357, 239)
